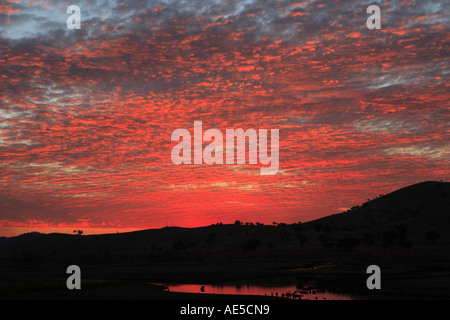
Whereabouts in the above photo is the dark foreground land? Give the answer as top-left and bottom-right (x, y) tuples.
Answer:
(2, 259), (450, 300)
(1, 181), (450, 300)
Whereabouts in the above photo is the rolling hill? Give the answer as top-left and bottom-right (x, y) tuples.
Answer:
(304, 181), (450, 248)
(0, 181), (449, 263)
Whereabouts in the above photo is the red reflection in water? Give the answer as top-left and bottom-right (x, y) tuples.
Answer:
(165, 283), (352, 300)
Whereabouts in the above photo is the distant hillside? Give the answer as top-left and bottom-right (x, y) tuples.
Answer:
(303, 181), (450, 250)
(307, 181), (450, 228)
(0, 223), (290, 263)
(1, 181), (449, 263)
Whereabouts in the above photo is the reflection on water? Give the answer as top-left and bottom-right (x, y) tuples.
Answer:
(287, 263), (339, 272)
(158, 276), (353, 300)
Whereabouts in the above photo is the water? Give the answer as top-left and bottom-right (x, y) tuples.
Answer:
(156, 276), (353, 300)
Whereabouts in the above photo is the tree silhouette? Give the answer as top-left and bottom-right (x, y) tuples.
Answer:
(241, 239), (261, 251)
(382, 229), (397, 249)
(318, 234), (334, 249)
(323, 225), (333, 234)
(362, 233), (375, 246)
(174, 239), (186, 250)
(206, 233), (216, 243)
(267, 241), (274, 255)
(297, 233), (308, 247)
(337, 235), (359, 250)
(425, 230), (440, 244)
(313, 222), (323, 233)
(294, 223), (307, 247)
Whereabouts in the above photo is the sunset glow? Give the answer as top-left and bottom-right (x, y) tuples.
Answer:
(0, 0), (448, 235)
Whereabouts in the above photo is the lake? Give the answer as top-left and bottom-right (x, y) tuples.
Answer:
(155, 275), (354, 300)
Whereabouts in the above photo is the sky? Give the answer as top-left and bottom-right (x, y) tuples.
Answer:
(0, 0), (449, 236)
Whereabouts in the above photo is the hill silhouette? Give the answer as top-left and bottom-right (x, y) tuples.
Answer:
(1, 181), (449, 299)
(310, 181), (450, 226)
(303, 181), (450, 250)
(0, 181), (449, 263)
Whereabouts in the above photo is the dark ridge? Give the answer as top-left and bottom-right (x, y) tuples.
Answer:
(0, 181), (448, 264)
(306, 181), (450, 227)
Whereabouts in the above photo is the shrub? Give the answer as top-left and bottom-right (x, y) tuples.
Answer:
(241, 239), (262, 251)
